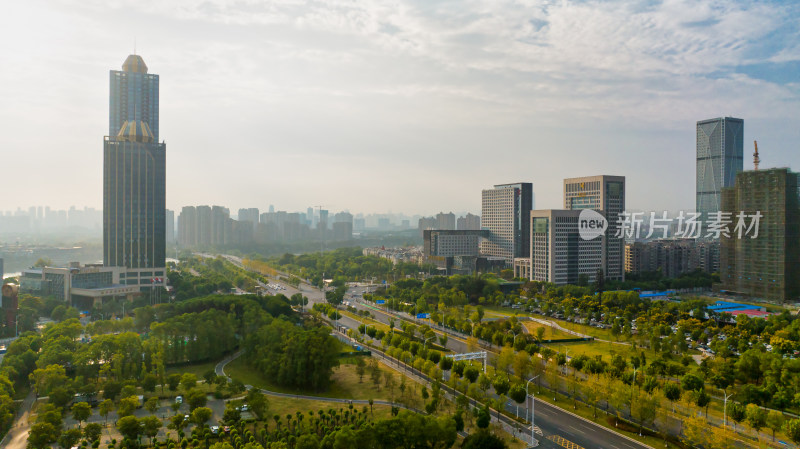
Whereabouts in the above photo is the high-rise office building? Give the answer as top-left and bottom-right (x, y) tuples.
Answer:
(514, 209), (603, 284)
(178, 206), (197, 247)
(110, 55), (160, 142)
(480, 183), (533, 264)
(564, 175), (626, 281)
(103, 120), (166, 275)
(104, 54), (165, 290)
(165, 209), (175, 244)
(720, 168), (800, 303)
(696, 117), (744, 223)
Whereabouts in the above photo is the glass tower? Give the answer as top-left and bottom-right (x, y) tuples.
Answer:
(110, 55), (160, 142)
(696, 117), (743, 222)
(104, 54), (166, 276)
(103, 121), (166, 269)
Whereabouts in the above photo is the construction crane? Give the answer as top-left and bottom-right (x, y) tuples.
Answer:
(753, 140), (760, 171)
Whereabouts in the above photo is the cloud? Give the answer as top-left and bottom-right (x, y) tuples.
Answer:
(1, 0), (799, 214)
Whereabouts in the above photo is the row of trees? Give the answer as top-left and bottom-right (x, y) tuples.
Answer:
(267, 247), (434, 287)
(243, 319), (342, 392)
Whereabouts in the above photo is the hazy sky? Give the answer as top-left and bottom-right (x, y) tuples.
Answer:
(1, 0), (799, 216)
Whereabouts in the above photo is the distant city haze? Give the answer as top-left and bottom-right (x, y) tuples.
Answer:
(1, 1), (799, 215)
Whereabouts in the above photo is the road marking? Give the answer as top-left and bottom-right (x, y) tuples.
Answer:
(547, 435), (585, 449)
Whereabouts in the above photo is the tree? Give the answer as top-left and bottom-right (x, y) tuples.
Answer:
(630, 393), (658, 436)
(28, 422), (59, 449)
(145, 396), (160, 415)
(681, 373), (704, 392)
(496, 347), (514, 379)
(695, 389), (711, 418)
(356, 357), (366, 383)
(663, 383), (681, 412)
(512, 350), (531, 381)
(191, 407), (213, 426)
(167, 373), (182, 391)
(766, 410), (785, 442)
(729, 402), (745, 431)
(57, 428), (82, 449)
(745, 403), (766, 440)
(142, 374), (158, 393)
(83, 423), (102, 443)
(785, 418), (800, 444)
(141, 415), (162, 445)
(246, 390), (270, 420)
(476, 406), (490, 429)
(98, 399), (114, 425)
(180, 373), (198, 392)
(462, 429), (507, 449)
(187, 388), (207, 410)
(508, 384), (527, 418)
(70, 402), (91, 428)
(116, 415), (142, 441)
(117, 395), (139, 417)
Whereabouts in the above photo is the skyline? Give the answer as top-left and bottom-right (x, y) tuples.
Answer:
(1, 1), (799, 215)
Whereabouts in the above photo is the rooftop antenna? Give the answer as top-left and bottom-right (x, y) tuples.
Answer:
(753, 140), (760, 171)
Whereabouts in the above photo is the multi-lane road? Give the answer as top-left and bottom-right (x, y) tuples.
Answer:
(217, 254), (654, 449)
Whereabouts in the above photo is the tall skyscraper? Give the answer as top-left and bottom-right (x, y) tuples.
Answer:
(103, 120), (166, 272)
(696, 117), (743, 222)
(165, 209), (175, 244)
(480, 182), (533, 264)
(564, 175), (626, 281)
(104, 54), (165, 288)
(110, 54), (160, 142)
(178, 206), (197, 247)
(720, 167), (800, 303)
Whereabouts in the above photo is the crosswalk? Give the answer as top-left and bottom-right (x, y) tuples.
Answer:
(546, 434), (585, 449)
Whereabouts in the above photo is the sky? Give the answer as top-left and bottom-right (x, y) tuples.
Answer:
(1, 0), (799, 217)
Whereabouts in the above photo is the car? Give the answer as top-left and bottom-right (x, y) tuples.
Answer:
(175, 396), (183, 404)
(240, 404), (249, 412)
(211, 426), (220, 434)
(223, 426), (231, 433)
(184, 414), (190, 421)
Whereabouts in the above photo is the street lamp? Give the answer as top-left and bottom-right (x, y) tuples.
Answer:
(723, 391), (734, 429)
(526, 375), (541, 447)
(465, 318), (476, 337)
(424, 335), (435, 350)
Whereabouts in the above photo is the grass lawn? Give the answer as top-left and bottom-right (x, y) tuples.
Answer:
(165, 357), (225, 378)
(264, 395), (396, 425)
(225, 356), (427, 406)
(522, 321), (575, 340)
(340, 310), (391, 333)
(543, 340), (644, 362)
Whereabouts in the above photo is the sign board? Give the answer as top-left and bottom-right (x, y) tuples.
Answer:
(416, 313), (430, 319)
(376, 299), (385, 305)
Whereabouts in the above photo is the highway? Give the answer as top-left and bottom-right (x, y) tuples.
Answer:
(215, 254), (655, 449)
